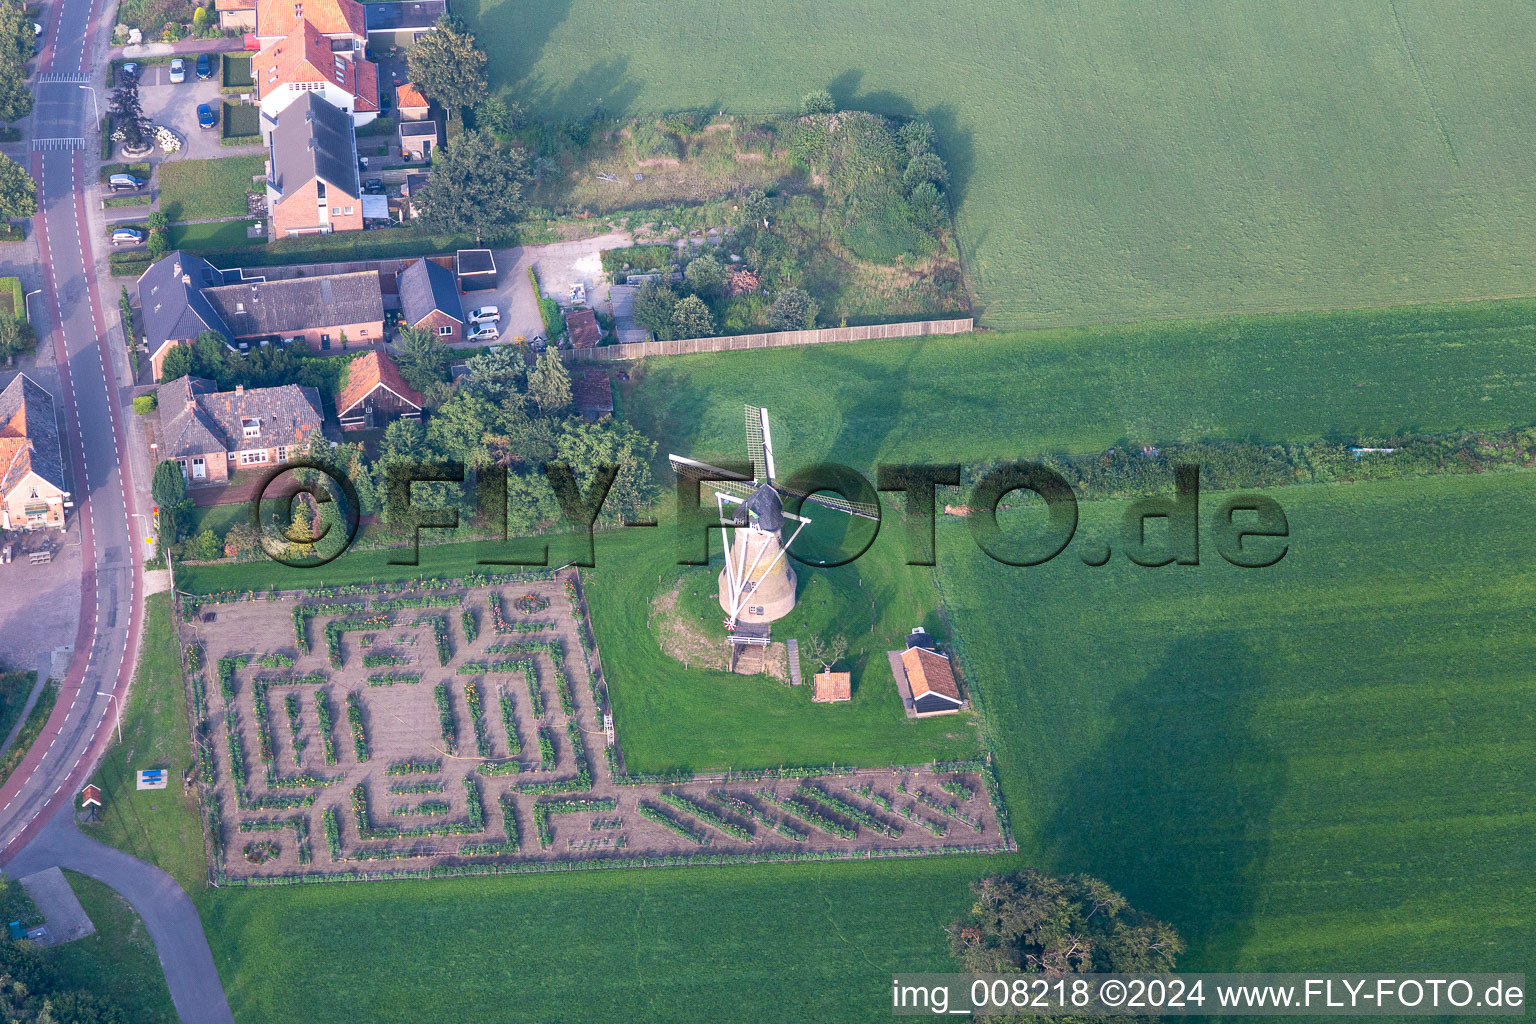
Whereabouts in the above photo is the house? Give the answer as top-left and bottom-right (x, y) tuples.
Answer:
(265, 93), (363, 238)
(138, 252), (385, 379)
(811, 671), (851, 703)
(394, 81), (429, 121)
(363, 0), (445, 47)
(255, 0), (365, 52)
(253, 19), (379, 125)
(201, 271), (385, 350)
(336, 350), (422, 430)
(215, 0), (257, 31)
(156, 376), (323, 485)
(397, 257), (463, 341)
(573, 369), (613, 419)
(0, 374), (68, 532)
(565, 308), (601, 348)
(137, 252), (237, 381)
(896, 636), (964, 717)
(398, 118), (438, 160)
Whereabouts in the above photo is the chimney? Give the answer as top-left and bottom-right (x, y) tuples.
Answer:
(181, 274), (191, 286)
(235, 384), (245, 395)
(186, 399), (197, 414)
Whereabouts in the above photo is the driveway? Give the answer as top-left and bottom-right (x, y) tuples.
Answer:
(456, 231), (631, 348)
(135, 70), (230, 161)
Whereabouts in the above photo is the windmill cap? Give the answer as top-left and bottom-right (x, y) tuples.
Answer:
(746, 484), (785, 532)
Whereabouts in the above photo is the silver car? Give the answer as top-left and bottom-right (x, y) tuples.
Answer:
(169, 58), (185, 84)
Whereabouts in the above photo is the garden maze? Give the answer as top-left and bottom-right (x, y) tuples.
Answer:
(178, 572), (1012, 883)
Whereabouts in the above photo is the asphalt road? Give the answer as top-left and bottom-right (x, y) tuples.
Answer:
(0, 1), (235, 1020)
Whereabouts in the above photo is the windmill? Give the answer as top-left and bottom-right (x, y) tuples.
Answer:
(669, 405), (879, 633)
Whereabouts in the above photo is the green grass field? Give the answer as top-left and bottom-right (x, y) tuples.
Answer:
(158, 155), (264, 221)
(168, 219), (264, 254)
(463, 0), (1536, 328)
(933, 472), (1536, 974)
(82, 594), (206, 895)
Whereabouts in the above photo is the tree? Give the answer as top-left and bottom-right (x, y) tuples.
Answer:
(768, 288), (818, 331)
(897, 118), (936, 158)
(0, 154), (35, 219)
(0, 314), (33, 362)
(394, 324), (449, 393)
(406, 15), (488, 116)
(191, 528), (221, 561)
(0, 0), (33, 123)
(683, 254), (726, 297)
(462, 345), (526, 404)
(633, 281), (677, 341)
(802, 634), (848, 672)
(800, 89), (835, 115)
(414, 129), (532, 241)
(151, 458), (186, 509)
(108, 77), (151, 150)
(223, 522), (259, 560)
(740, 189), (770, 228)
(670, 294), (715, 339)
(475, 96), (523, 135)
(903, 151), (949, 191)
(949, 870), (1183, 978)
(158, 342), (193, 382)
(526, 347), (571, 414)
(553, 417), (657, 525)
(908, 180), (946, 231)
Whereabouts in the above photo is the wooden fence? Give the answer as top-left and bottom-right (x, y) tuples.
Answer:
(563, 317), (975, 362)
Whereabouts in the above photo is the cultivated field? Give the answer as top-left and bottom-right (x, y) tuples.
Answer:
(181, 574), (1007, 881)
(463, 0), (1536, 327)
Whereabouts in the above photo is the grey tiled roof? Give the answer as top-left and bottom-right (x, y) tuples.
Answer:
(203, 272), (384, 338)
(155, 376), (323, 458)
(0, 373), (66, 495)
(364, 0), (444, 31)
(397, 257), (462, 326)
(137, 253), (233, 351)
(268, 93), (359, 202)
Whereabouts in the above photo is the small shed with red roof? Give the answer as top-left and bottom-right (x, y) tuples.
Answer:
(337, 350), (423, 431)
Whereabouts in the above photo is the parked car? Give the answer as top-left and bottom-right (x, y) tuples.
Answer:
(195, 53), (212, 79)
(107, 174), (144, 192)
(111, 227), (144, 245)
(119, 62), (138, 81)
(169, 58), (185, 84)
(31, 23), (40, 55)
(467, 323), (500, 342)
(197, 104), (216, 129)
(468, 305), (500, 325)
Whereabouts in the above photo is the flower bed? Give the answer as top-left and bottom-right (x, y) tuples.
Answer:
(499, 686), (522, 756)
(284, 693), (304, 765)
(513, 593), (550, 615)
(255, 653), (295, 668)
(435, 683), (457, 755)
(251, 677), (274, 762)
(638, 801), (706, 845)
(660, 792), (751, 842)
(217, 654), (250, 702)
(461, 608), (479, 644)
(533, 797), (617, 848)
(465, 681), (493, 757)
(346, 692), (369, 762)
(314, 691), (338, 765)
(367, 672), (422, 686)
(385, 759), (441, 775)
(388, 780), (444, 794)
(795, 783), (902, 838)
(417, 614), (451, 665)
(243, 839), (280, 864)
(362, 653), (409, 668)
(755, 790), (854, 840)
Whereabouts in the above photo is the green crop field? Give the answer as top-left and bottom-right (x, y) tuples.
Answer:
(462, 0), (1536, 328)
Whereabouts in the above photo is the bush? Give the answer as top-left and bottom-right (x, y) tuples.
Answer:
(800, 90), (835, 115)
(132, 393), (157, 415)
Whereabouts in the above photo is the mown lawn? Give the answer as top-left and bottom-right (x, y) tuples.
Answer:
(82, 594), (206, 895)
(158, 155), (264, 221)
(168, 219), (265, 254)
(461, 0), (1536, 328)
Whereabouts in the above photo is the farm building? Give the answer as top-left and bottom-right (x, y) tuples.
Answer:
(811, 671), (851, 703)
(565, 308), (601, 348)
(336, 351), (423, 430)
(888, 627), (965, 717)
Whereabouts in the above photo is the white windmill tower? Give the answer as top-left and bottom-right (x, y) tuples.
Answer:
(669, 405), (879, 634)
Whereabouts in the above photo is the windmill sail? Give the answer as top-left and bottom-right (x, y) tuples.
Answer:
(776, 483), (881, 521)
(744, 405), (770, 484)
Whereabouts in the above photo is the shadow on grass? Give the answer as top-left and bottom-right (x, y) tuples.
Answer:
(1041, 633), (1284, 961)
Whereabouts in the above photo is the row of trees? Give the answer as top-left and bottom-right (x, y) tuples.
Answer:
(0, 0), (32, 126)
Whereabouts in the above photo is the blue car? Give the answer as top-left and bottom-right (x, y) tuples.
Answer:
(197, 103), (215, 129)
(196, 53), (212, 79)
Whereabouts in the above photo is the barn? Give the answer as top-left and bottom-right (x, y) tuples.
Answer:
(336, 350), (424, 431)
(888, 627), (965, 717)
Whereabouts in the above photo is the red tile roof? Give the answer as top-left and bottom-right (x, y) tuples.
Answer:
(336, 350), (423, 417)
(812, 671), (851, 702)
(395, 82), (428, 110)
(565, 308), (601, 348)
(256, 0), (364, 38)
(255, 20), (379, 111)
(901, 647), (961, 703)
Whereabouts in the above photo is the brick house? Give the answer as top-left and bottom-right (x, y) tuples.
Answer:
(265, 94), (364, 239)
(394, 82), (429, 121)
(336, 350), (423, 430)
(202, 271), (384, 351)
(138, 252), (385, 379)
(397, 257), (464, 341)
(0, 373), (68, 532)
(254, 19), (380, 125)
(156, 376), (324, 486)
